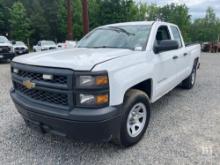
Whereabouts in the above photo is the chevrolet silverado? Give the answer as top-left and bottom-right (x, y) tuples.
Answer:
(10, 21), (200, 146)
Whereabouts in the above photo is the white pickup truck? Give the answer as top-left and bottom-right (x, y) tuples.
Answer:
(33, 40), (57, 52)
(0, 36), (15, 61)
(10, 21), (200, 147)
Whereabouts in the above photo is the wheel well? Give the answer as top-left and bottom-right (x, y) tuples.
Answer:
(194, 57), (199, 68)
(128, 79), (152, 99)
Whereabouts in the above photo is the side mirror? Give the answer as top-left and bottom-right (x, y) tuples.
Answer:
(11, 40), (16, 45)
(154, 40), (179, 54)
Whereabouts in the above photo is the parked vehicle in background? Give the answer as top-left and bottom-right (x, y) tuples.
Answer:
(57, 43), (65, 48)
(57, 41), (77, 49)
(33, 40), (57, 52)
(201, 42), (220, 53)
(10, 21), (200, 146)
(0, 36), (15, 62)
(13, 41), (29, 55)
(64, 40), (76, 48)
(201, 42), (210, 52)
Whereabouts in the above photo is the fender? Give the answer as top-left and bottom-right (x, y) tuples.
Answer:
(92, 51), (155, 106)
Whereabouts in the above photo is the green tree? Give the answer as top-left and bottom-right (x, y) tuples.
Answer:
(73, 0), (83, 40)
(57, 0), (67, 41)
(160, 4), (191, 41)
(137, 3), (148, 21)
(191, 7), (220, 42)
(88, 0), (101, 29)
(1, 0), (219, 45)
(40, 0), (60, 41)
(0, 0), (10, 36)
(88, 0), (142, 28)
(145, 3), (191, 41)
(24, 0), (50, 44)
(9, 2), (31, 41)
(145, 4), (160, 20)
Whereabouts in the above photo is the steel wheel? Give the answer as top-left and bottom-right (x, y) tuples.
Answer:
(126, 103), (147, 138)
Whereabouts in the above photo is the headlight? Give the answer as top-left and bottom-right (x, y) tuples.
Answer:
(75, 71), (109, 108)
(79, 93), (109, 106)
(77, 74), (108, 88)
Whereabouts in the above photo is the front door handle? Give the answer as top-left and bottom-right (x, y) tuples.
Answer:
(172, 56), (178, 60)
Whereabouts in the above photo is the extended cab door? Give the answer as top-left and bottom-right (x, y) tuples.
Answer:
(170, 25), (190, 80)
(153, 25), (180, 99)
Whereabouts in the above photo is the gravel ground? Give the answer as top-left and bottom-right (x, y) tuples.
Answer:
(0, 53), (219, 165)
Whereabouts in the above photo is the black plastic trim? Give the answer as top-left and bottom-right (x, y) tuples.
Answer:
(11, 62), (74, 89)
(0, 53), (15, 60)
(11, 89), (122, 122)
(11, 62), (75, 110)
(74, 71), (110, 108)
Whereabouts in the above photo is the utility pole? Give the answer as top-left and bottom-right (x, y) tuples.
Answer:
(82, 0), (89, 35)
(67, 0), (73, 40)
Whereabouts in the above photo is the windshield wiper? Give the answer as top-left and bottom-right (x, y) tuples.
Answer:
(90, 46), (134, 50)
(91, 46), (113, 48)
(106, 26), (135, 36)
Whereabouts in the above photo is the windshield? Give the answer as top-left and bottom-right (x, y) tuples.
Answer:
(77, 25), (151, 51)
(0, 36), (9, 43)
(42, 41), (56, 46)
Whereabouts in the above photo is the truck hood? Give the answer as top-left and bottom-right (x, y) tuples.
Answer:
(0, 42), (12, 47)
(13, 48), (135, 70)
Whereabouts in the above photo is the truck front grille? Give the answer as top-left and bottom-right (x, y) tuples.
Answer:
(17, 70), (67, 84)
(14, 82), (68, 106)
(0, 46), (10, 53)
(11, 62), (74, 110)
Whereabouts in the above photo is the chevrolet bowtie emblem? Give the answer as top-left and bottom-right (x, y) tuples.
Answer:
(23, 80), (36, 89)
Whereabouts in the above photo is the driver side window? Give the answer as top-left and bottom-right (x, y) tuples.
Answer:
(155, 26), (171, 45)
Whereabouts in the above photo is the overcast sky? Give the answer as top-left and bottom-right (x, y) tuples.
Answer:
(137, 0), (220, 20)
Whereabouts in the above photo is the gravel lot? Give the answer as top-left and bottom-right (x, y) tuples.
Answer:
(0, 53), (219, 165)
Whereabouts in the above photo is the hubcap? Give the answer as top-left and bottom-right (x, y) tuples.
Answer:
(126, 103), (147, 138)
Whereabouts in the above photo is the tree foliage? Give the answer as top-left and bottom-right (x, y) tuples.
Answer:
(0, 0), (219, 45)
(9, 2), (31, 41)
(145, 3), (191, 42)
(191, 7), (220, 42)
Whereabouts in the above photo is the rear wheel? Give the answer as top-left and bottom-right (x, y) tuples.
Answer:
(115, 89), (150, 147)
(182, 66), (197, 89)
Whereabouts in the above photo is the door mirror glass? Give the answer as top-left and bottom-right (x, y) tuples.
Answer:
(11, 40), (16, 45)
(154, 40), (179, 54)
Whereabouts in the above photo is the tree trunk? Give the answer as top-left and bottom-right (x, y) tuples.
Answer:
(82, 0), (89, 35)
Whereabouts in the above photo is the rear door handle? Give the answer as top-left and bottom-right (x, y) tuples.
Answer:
(172, 56), (178, 60)
(183, 53), (188, 56)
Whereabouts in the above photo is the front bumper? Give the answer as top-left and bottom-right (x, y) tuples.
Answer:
(0, 53), (15, 60)
(11, 89), (122, 142)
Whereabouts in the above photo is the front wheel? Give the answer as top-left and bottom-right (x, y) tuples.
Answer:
(114, 89), (150, 147)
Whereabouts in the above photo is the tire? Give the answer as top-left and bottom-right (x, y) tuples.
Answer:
(115, 89), (151, 147)
(182, 65), (197, 89)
